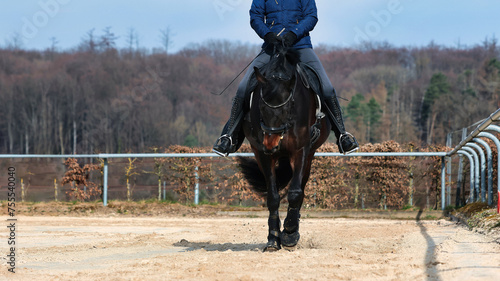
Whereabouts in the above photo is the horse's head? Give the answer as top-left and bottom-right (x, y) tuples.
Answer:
(254, 48), (300, 154)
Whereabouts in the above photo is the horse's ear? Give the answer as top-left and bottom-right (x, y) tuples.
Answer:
(254, 67), (267, 85)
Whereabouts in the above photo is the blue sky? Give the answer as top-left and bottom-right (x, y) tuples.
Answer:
(1, 0), (499, 52)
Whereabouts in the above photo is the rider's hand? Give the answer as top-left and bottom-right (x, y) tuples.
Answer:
(282, 31), (297, 48)
(264, 32), (282, 47)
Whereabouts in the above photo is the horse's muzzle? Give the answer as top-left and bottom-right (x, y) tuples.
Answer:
(263, 133), (282, 155)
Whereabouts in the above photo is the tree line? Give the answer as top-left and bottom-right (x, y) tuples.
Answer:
(0, 34), (499, 154)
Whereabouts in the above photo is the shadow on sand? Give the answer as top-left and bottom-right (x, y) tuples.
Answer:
(173, 239), (266, 252)
(416, 208), (441, 281)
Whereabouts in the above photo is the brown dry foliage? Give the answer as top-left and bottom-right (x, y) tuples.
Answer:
(308, 141), (410, 209)
(163, 145), (216, 203)
(62, 158), (101, 201)
(59, 141), (460, 209)
(162, 141), (452, 209)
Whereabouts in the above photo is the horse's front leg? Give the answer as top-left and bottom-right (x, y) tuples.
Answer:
(265, 183), (281, 252)
(258, 154), (281, 252)
(282, 151), (312, 249)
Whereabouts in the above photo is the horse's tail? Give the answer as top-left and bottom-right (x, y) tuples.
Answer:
(237, 156), (292, 196)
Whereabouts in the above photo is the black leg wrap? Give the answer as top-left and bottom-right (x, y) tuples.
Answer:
(264, 214), (281, 252)
(281, 207), (301, 247)
(265, 230), (281, 252)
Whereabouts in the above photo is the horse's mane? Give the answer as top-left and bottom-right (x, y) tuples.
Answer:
(260, 47), (300, 79)
(258, 48), (301, 101)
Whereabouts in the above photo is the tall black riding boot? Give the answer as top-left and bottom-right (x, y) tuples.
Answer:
(213, 96), (245, 157)
(324, 96), (359, 154)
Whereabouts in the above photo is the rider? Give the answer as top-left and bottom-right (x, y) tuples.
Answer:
(213, 0), (359, 156)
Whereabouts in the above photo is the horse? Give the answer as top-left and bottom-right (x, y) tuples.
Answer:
(238, 47), (331, 251)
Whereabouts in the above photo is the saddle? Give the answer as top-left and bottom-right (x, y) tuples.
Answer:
(296, 62), (322, 100)
(295, 62), (325, 144)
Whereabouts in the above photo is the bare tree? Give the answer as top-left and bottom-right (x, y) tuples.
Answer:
(125, 27), (139, 53)
(79, 28), (97, 53)
(46, 37), (59, 60)
(159, 27), (174, 54)
(100, 26), (119, 50)
(5, 32), (24, 50)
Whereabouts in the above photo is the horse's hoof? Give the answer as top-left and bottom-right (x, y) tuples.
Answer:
(281, 231), (300, 248)
(263, 239), (281, 252)
(263, 245), (280, 252)
(282, 245), (297, 251)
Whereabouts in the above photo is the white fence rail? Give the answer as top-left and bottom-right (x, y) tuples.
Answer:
(1, 151), (447, 208)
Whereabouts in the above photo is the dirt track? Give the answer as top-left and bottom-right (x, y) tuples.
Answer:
(1, 210), (499, 281)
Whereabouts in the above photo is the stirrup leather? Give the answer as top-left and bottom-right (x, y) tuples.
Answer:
(212, 134), (233, 157)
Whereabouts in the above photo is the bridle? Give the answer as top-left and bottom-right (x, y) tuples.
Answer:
(259, 75), (297, 137)
(259, 79), (295, 109)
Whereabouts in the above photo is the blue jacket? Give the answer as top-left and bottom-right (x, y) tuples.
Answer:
(250, 0), (318, 49)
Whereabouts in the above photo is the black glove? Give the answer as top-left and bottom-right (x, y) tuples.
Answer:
(282, 31), (297, 48)
(264, 32), (281, 47)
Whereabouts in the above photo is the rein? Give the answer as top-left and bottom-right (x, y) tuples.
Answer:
(259, 86), (295, 109)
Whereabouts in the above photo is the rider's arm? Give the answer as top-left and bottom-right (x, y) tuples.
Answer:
(290, 0), (318, 40)
(250, 0), (271, 39)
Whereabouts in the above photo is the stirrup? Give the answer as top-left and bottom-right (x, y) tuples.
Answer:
(212, 134), (233, 157)
(338, 132), (359, 155)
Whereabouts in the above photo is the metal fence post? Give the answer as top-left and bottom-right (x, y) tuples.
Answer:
(441, 156), (446, 210)
(455, 154), (464, 206)
(194, 165), (199, 205)
(163, 180), (166, 201)
(446, 134), (452, 206)
(103, 158), (108, 206)
(455, 128), (467, 206)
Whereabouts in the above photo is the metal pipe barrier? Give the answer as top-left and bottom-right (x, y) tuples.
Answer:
(473, 138), (493, 205)
(460, 146), (480, 201)
(485, 125), (500, 212)
(447, 108), (500, 156)
(465, 143), (486, 202)
(457, 150), (475, 202)
(447, 108), (500, 213)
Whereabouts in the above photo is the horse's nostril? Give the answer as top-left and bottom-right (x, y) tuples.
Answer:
(263, 134), (282, 154)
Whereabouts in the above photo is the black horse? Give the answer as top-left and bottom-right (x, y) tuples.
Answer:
(238, 48), (331, 251)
